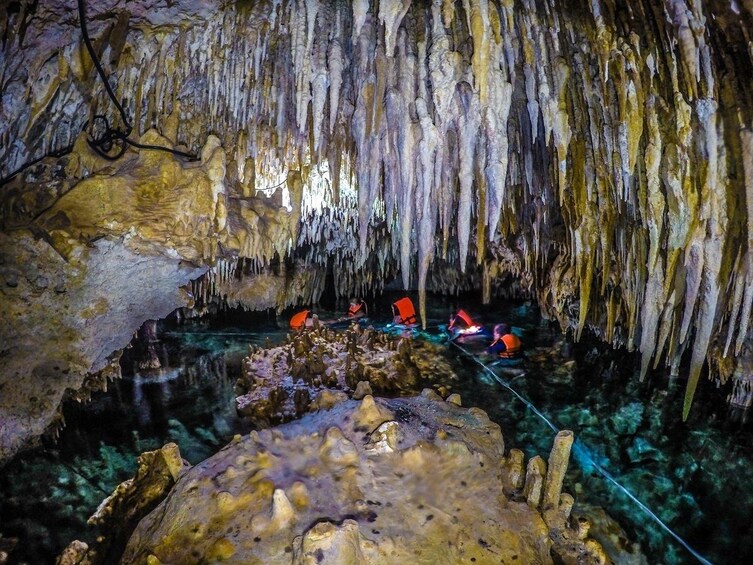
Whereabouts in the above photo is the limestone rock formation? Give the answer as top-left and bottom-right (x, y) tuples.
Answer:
(57, 443), (189, 565)
(235, 324), (457, 426)
(3, 0), (753, 456)
(0, 226), (204, 461)
(119, 394), (610, 564)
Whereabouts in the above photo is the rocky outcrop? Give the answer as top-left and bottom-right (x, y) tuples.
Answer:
(235, 323), (457, 426)
(0, 226), (204, 462)
(56, 443), (189, 565)
(3, 0), (753, 460)
(116, 393), (612, 564)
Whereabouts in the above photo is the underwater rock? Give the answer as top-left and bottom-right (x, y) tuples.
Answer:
(235, 325), (457, 426)
(573, 504), (649, 565)
(610, 402), (645, 436)
(0, 534), (17, 565)
(57, 443), (188, 565)
(625, 437), (665, 465)
(118, 395), (610, 564)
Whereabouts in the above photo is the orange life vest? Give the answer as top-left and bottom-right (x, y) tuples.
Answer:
(392, 297), (417, 325)
(498, 333), (521, 358)
(449, 309), (474, 329)
(290, 309), (310, 330)
(348, 301), (364, 317)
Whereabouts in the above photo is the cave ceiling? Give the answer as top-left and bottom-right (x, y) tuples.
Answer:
(1, 0), (753, 459)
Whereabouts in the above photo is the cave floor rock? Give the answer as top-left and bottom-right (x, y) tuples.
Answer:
(120, 393), (604, 564)
(236, 324), (459, 426)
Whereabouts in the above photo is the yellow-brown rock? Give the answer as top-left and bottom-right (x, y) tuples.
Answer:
(120, 395), (608, 564)
(235, 325), (457, 426)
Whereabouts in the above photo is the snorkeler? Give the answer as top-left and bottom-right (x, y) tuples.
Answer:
(391, 296), (418, 325)
(290, 309), (316, 330)
(347, 297), (368, 319)
(487, 323), (522, 359)
(447, 309), (490, 341)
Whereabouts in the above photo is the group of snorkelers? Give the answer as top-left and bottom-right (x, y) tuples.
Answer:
(290, 297), (523, 360)
(288, 297), (368, 330)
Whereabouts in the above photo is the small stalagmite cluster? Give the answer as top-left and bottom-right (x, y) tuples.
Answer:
(59, 394), (618, 564)
(2, 0), (753, 455)
(235, 323), (457, 426)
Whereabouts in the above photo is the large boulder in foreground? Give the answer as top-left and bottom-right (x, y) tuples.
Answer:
(121, 393), (608, 564)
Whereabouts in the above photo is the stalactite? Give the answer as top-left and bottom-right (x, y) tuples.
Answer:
(379, 0), (412, 57)
(328, 13), (344, 134)
(456, 85), (480, 274)
(639, 96), (667, 380)
(5, 0), (753, 418)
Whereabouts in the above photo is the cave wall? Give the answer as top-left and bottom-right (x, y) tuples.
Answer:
(2, 0), (753, 458)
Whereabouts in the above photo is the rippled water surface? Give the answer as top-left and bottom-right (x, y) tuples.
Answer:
(1, 293), (751, 564)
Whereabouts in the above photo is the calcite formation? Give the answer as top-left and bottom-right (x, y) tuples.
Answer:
(2, 0), (753, 460)
(56, 443), (189, 565)
(0, 226), (204, 462)
(235, 324), (457, 426)
(114, 393), (609, 564)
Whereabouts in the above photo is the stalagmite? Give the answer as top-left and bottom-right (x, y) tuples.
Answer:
(3, 0), (753, 430)
(523, 455), (546, 508)
(542, 430), (573, 510)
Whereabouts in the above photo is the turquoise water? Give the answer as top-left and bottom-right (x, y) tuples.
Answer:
(0, 294), (750, 563)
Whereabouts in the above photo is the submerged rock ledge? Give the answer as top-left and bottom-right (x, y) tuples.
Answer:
(61, 393), (627, 564)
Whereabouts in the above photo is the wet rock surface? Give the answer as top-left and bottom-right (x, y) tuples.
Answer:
(57, 443), (188, 565)
(235, 324), (458, 426)
(0, 228), (204, 463)
(118, 394), (611, 564)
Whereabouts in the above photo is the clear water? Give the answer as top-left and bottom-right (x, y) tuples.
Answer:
(0, 293), (751, 564)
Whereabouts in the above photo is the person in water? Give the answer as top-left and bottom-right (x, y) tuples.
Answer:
(347, 297), (368, 320)
(449, 309), (476, 330)
(448, 308), (488, 340)
(289, 309), (316, 330)
(487, 323), (522, 358)
(392, 296), (417, 325)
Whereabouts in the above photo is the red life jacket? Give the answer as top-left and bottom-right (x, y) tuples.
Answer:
(498, 333), (521, 358)
(348, 301), (364, 317)
(290, 309), (309, 330)
(392, 297), (417, 325)
(449, 309), (474, 329)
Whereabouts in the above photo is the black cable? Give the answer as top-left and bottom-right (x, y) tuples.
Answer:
(0, 0), (198, 188)
(77, 0), (131, 137)
(77, 0), (199, 162)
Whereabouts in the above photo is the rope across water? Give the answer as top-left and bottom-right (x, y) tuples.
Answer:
(450, 339), (713, 565)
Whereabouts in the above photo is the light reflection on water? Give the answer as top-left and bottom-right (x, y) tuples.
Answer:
(0, 294), (751, 564)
